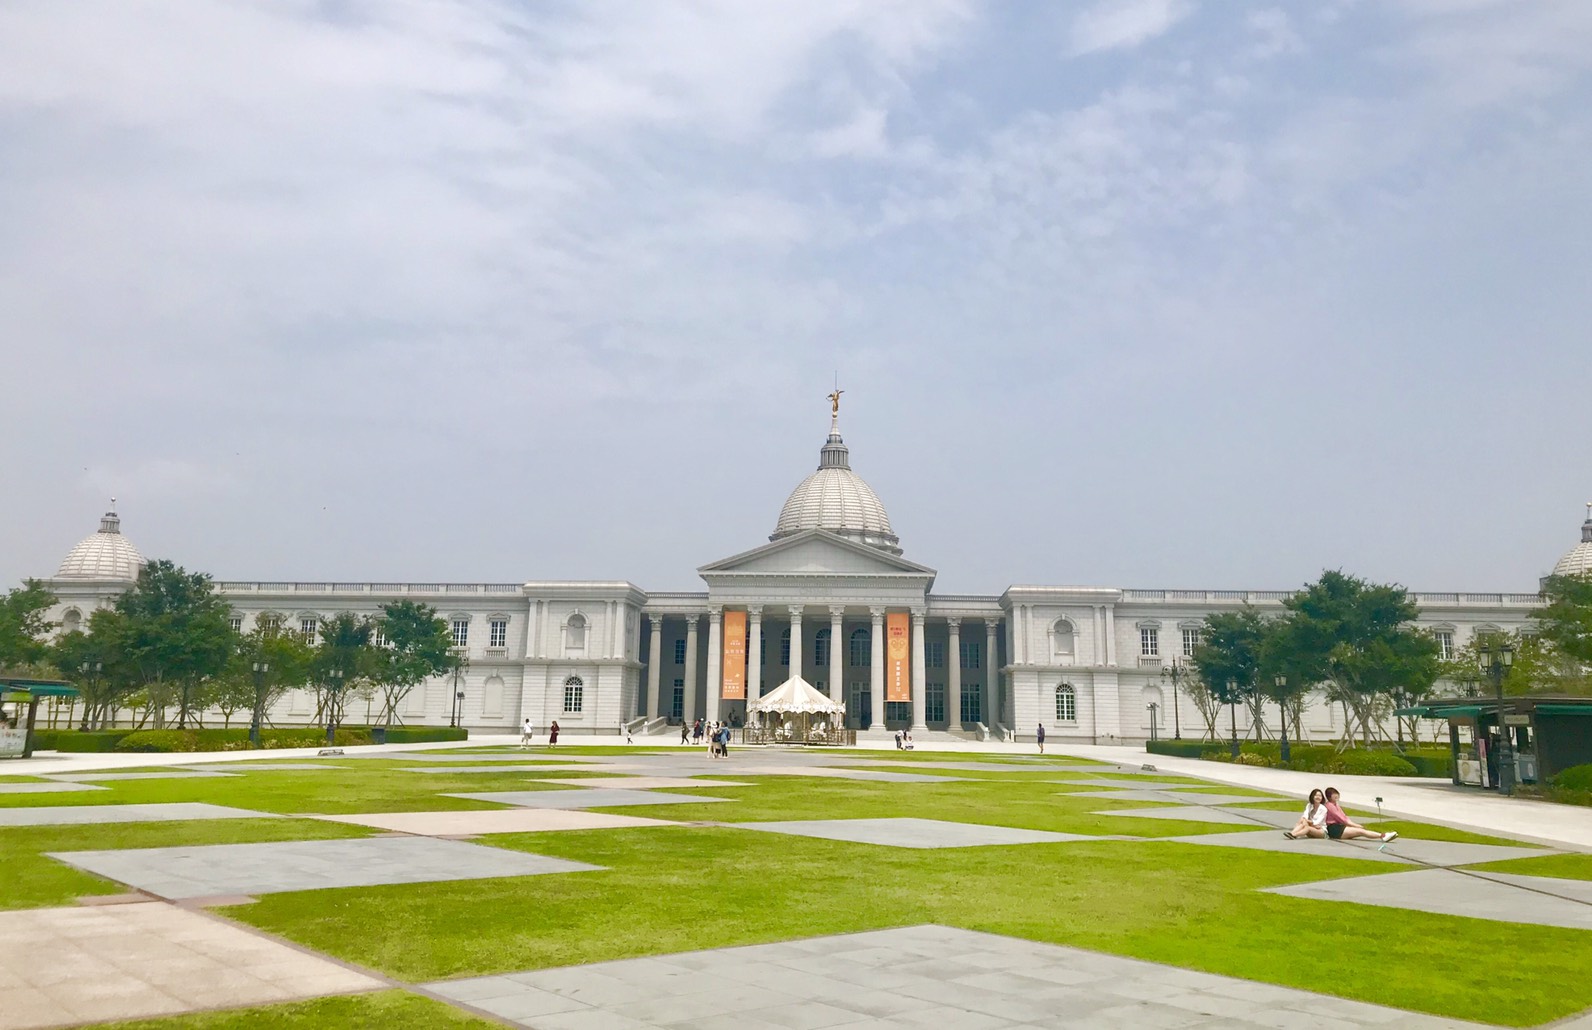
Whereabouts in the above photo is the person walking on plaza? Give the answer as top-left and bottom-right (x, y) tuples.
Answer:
(1322, 787), (1397, 843)
(680, 721), (690, 744)
(520, 718), (534, 748)
(718, 722), (731, 758)
(1036, 723), (1046, 754)
(692, 718), (704, 745)
(548, 720), (560, 747)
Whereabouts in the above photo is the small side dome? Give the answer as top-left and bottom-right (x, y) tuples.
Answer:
(56, 507), (145, 580)
(1552, 505), (1592, 579)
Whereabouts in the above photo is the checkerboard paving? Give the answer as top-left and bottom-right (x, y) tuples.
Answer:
(0, 803), (273, 827)
(0, 782), (109, 795)
(314, 809), (677, 836)
(728, 817), (1127, 849)
(1265, 868), (1592, 930)
(47, 835), (602, 900)
(424, 924), (1495, 1030)
(444, 788), (734, 809)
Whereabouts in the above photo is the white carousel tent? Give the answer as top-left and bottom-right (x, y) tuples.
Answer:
(746, 677), (849, 744)
(748, 677), (845, 716)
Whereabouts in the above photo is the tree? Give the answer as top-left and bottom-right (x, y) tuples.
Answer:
(49, 622), (135, 729)
(227, 623), (313, 742)
(1258, 611), (1327, 764)
(1191, 606), (1267, 757)
(370, 601), (459, 727)
(1534, 573), (1592, 679)
(0, 579), (57, 670)
(112, 561), (236, 728)
(312, 612), (373, 742)
(1280, 570), (1439, 749)
(1183, 673), (1224, 742)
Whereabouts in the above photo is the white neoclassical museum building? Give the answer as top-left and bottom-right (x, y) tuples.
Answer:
(39, 412), (1583, 743)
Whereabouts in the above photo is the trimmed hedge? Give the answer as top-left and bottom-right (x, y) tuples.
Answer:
(31, 724), (467, 753)
(376, 726), (468, 744)
(29, 730), (130, 752)
(1557, 764), (1592, 793)
(1147, 739), (1426, 777)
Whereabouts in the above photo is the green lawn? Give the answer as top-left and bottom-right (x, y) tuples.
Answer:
(85, 991), (495, 1029)
(8, 745), (1591, 1027)
(1464, 852), (1592, 881)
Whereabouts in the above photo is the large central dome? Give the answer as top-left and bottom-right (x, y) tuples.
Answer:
(57, 507), (145, 580)
(771, 426), (901, 554)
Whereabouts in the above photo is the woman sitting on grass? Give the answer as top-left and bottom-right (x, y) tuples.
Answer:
(1283, 788), (1329, 840)
(1321, 786), (1397, 843)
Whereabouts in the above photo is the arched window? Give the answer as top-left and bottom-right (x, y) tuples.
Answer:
(814, 628), (830, 667)
(563, 676), (584, 713)
(566, 613), (587, 651)
(849, 627), (870, 667)
(61, 608), (82, 634)
(780, 627), (791, 666)
(1055, 684), (1077, 722)
(1051, 619), (1075, 662)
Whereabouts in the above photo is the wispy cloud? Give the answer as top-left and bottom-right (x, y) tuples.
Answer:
(1068, 0), (1193, 56)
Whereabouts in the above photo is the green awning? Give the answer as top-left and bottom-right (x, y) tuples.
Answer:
(1535, 704), (1592, 717)
(1395, 707), (1434, 717)
(0, 679), (78, 698)
(1426, 705), (1486, 719)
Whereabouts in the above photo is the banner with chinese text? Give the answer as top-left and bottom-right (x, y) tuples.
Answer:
(886, 611), (910, 702)
(721, 609), (747, 700)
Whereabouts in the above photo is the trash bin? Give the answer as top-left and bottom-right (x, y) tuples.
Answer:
(371, 727), (387, 745)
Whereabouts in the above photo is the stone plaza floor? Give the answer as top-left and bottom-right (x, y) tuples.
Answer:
(425, 924), (1495, 1030)
(0, 802), (272, 827)
(315, 808), (678, 836)
(444, 787), (736, 809)
(1265, 868), (1592, 931)
(730, 817), (1124, 849)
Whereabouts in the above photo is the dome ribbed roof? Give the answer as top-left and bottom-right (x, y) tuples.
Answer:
(771, 427), (901, 555)
(1551, 506), (1592, 578)
(56, 509), (144, 580)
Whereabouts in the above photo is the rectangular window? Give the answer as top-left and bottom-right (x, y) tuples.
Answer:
(925, 681), (945, 723)
(373, 627), (388, 648)
(925, 641), (944, 669)
(300, 617), (318, 646)
(780, 632), (791, 666)
(849, 631), (869, 667)
(1056, 687), (1077, 722)
(674, 639), (686, 664)
(1140, 628), (1159, 658)
(671, 680), (684, 719)
(563, 680), (584, 713)
(1436, 631), (1454, 662)
(489, 619), (508, 649)
(960, 640), (981, 670)
(229, 616), (243, 634)
(959, 686), (982, 725)
(814, 634), (830, 667)
(451, 618), (469, 647)
(1182, 628), (1200, 657)
(884, 701), (911, 726)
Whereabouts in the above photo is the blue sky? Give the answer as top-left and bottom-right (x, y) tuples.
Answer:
(2, 0), (1590, 594)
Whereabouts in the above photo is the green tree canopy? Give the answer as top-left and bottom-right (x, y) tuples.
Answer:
(370, 600), (460, 727)
(1535, 573), (1592, 668)
(111, 560), (237, 727)
(0, 579), (58, 670)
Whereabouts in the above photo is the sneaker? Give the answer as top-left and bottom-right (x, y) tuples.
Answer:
(1383, 831), (1399, 842)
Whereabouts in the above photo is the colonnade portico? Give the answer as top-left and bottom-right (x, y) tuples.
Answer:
(640, 599), (1005, 735)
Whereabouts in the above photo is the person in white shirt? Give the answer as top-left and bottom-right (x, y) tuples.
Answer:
(1284, 788), (1328, 839)
(520, 718), (534, 748)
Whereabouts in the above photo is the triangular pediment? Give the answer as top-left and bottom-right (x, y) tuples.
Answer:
(699, 530), (936, 579)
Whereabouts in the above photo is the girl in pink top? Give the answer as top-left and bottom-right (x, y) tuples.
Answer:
(1322, 787), (1397, 843)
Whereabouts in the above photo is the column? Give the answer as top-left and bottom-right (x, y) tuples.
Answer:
(705, 607), (723, 725)
(682, 615), (700, 726)
(528, 600), (542, 659)
(985, 620), (1000, 730)
(947, 617), (962, 731)
(612, 601), (624, 659)
(828, 606), (845, 704)
(646, 615), (663, 718)
(788, 606), (804, 684)
(868, 607), (885, 731)
(747, 606), (763, 705)
(910, 609), (927, 731)
(1104, 606), (1118, 666)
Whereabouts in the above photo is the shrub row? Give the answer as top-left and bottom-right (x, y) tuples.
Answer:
(32, 724), (468, 753)
(1556, 763), (1592, 793)
(1146, 739), (1430, 777)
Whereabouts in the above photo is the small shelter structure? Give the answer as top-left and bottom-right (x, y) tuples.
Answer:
(1397, 696), (1592, 789)
(744, 677), (853, 746)
(1, 677), (79, 759)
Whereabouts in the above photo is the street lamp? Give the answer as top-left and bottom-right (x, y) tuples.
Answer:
(1274, 674), (1292, 765)
(450, 664), (465, 729)
(1227, 679), (1240, 759)
(1160, 659), (1186, 739)
(1147, 702), (1159, 744)
(249, 661), (269, 748)
(325, 668), (344, 745)
(1478, 641), (1515, 796)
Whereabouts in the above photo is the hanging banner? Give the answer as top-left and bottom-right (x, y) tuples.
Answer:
(886, 611), (910, 702)
(722, 609), (747, 700)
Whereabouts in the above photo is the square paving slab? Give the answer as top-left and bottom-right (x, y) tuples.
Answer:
(424, 923), (1492, 1029)
(729, 817), (1119, 849)
(1092, 806), (1260, 825)
(46, 770), (239, 781)
(315, 809), (677, 835)
(741, 766), (965, 783)
(1161, 830), (1413, 863)
(1265, 868), (1592, 930)
(184, 762), (336, 772)
(0, 782), (108, 795)
(0, 902), (379, 1030)
(1471, 871), (1592, 905)
(395, 752), (606, 763)
(1055, 777), (1217, 790)
(445, 788), (733, 809)
(0, 803), (272, 827)
(537, 776), (752, 790)
(405, 764), (602, 775)
(47, 835), (601, 899)
(1066, 789), (1283, 805)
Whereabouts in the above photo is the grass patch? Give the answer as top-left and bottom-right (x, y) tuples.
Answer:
(1463, 853), (1592, 880)
(84, 990), (494, 1029)
(0, 817), (373, 910)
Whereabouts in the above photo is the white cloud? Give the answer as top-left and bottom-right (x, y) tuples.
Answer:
(1068, 0), (1193, 56)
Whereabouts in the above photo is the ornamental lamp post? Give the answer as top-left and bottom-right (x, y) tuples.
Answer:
(1160, 659), (1185, 739)
(1147, 702), (1159, 744)
(1274, 674), (1292, 765)
(325, 668), (344, 746)
(249, 661), (269, 748)
(1227, 679), (1240, 759)
(450, 664), (465, 729)
(1478, 641), (1516, 796)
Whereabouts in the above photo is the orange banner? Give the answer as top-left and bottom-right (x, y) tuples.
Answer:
(886, 611), (910, 703)
(721, 609), (747, 700)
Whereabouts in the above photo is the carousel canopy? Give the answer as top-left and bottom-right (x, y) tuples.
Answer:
(748, 676), (845, 715)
